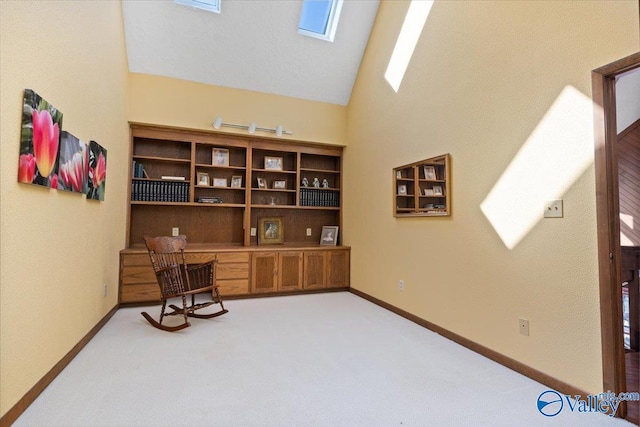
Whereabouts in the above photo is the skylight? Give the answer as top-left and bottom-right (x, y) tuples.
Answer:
(298, 0), (343, 42)
(175, 0), (220, 14)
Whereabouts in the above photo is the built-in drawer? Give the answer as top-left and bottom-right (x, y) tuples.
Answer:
(217, 279), (249, 296)
(120, 283), (160, 303)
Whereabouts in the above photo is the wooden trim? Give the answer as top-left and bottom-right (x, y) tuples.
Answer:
(0, 305), (119, 427)
(593, 51), (640, 420)
(618, 117), (640, 140)
(129, 122), (346, 150)
(349, 288), (590, 397)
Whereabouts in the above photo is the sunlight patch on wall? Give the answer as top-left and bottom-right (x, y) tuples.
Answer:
(620, 213), (634, 229)
(481, 86), (598, 249)
(621, 232), (634, 246)
(384, 0), (433, 93)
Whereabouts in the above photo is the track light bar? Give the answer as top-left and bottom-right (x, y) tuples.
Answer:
(212, 117), (292, 136)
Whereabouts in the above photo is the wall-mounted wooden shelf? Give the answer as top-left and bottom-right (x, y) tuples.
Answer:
(393, 153), (451, 217)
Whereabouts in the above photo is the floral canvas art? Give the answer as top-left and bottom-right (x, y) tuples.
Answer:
(18, 89), (63, 188)
(58, 131), (88, 194)
(87, 140), (107, 201)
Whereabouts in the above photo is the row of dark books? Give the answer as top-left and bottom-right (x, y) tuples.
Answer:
(131, 180), (189, 202)
(300, 188), (340, 207)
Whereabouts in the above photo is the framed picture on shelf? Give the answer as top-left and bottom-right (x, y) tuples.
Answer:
(424, 166), (436, 180)
(212, 148), (229, 167)
(257, 177), (267, 189)
(398, 185), (407, 195)
(396, 170), (403, 179)
(424, 188), (434, 196)
(258, 217), (284, 245)
(197, 172), (209, 186)
(320, 226), (339, 246)
(264, 156), (283, 171)
(231, 176), (243, 188)
(213, 178), (228, 187)
(273, 180), (286, 189)
(433, 185), (443, 195)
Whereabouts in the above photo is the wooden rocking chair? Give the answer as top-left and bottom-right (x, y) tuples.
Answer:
(141, 235), (228, 332)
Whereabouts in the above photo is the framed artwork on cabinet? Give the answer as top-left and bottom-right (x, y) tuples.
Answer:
(212, 148), (229, 167)
(264, 156), (283, 171)
(213, 178), (228, 187)
(258, 217), (284, 245)
(231, 176), (242, 188)
(398, 185), (407, 195)
(197, 172), (209, 186)
(424, 166), (436, 180)
(257, 177), (267, 189)
(433, 185), (443, 195)
(273, 180), (286, 189)
(320, 226), (339, 246)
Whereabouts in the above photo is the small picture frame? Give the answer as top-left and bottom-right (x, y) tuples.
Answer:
(231, 175), (243, 188)
(424, 188), (434, 196)
(264, 156), (283, 171)
(398, 185), (407, 195)
(213, 178), (228, 187)
(424, 166), (436, 180)
(212, 148), (229, 167)
(257, 177), (267, 189)
(258, 217), (284, 245)
(320, 226), (339, 246)
(396, 170), (403, 179)
(197, 172), (209, 186)
(273, 180), (287, 189)
(433, 185), (443, 195)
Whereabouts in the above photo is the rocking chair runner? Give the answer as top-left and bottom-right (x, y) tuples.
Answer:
(141, 235), (228, 332)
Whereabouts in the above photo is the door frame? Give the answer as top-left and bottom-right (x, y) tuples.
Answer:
(593, 51), (640, 419)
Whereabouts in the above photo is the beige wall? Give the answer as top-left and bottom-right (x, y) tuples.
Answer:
(0, 1), (129, 417)
(345, 0), (639, 393)
(128, 73), (347, 145)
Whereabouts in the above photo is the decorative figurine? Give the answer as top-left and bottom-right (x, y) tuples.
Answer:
(302, 177), (308, 187)
(322, 179), (329, 188)
(313, 177), (320, 188)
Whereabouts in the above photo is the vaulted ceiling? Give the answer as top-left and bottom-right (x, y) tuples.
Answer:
(121, 0), (381, 106)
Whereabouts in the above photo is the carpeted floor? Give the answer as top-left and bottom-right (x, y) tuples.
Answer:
(13, 292), (635, 426)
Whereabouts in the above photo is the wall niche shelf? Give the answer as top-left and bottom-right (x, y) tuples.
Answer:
(393, 153), (451, 217)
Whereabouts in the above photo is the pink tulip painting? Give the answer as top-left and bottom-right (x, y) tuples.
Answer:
(18, 153), (36, 183)
(58, 131), (88, 194)
(87, 140), (107, 201)
(32, 109), (59, 178)
(18, 89), (63, 188)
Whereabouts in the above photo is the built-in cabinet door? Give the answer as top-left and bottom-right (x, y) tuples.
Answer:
(251, 252), (278, 293)
(303, 251), (326, 289)
(326, 250), (350, 288)
(278, 251), (303, 291)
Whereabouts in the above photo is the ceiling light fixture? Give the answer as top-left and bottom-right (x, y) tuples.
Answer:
(212, 117), (292, 136)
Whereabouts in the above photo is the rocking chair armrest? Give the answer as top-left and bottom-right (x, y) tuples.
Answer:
(186, 260), (216, 292)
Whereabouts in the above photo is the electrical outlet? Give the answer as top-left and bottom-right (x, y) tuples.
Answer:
(543, 200), (563, 218)
(399, 280), (404, 291)
(519, 318), (529, 336)
(250, 227), (257, 236)
(172, 227), (179, 236)
(306, 228), (312, 236)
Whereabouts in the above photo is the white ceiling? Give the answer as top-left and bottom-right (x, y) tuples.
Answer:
(121, 0), (381, 106)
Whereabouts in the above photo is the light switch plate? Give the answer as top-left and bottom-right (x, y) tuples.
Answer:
(172, 227), (179, 236)
(306, 228), (312, 236)
(544, 200), (563, 218)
